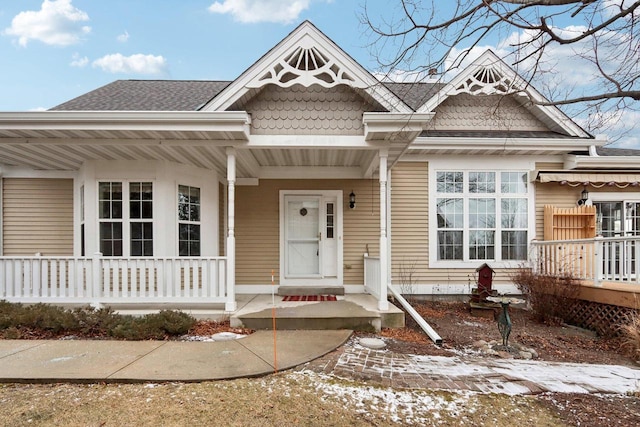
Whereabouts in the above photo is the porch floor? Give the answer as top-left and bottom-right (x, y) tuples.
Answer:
(108, 293), (405, 332)
(231, 294), (405, 332)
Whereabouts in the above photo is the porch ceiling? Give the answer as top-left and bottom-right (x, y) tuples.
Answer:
(0, 111), (421, 178)
(0, 140), (387, 179)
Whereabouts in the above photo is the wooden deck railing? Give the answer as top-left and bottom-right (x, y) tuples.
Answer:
(531, 236), (640, 286)
(0, 254), (230, 307)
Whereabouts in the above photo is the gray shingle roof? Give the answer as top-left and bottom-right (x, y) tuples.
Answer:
(50, 79), (443, 112)
(51, 80), (231, 111)
(596, 146), (640, 156)
(382, 82), (444, 111)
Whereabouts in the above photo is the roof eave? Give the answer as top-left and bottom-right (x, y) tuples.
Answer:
(410, 135), (605, 154)
(564, 153), (640, 170)
(0, 111), (252, 140)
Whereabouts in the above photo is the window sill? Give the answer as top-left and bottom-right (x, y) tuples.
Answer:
(428, 260), (529, 270)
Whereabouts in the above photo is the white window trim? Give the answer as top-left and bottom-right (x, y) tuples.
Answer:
(589, 192), (640, 203)
(96, 180), (155, 257)
(428, 157), (536, 269)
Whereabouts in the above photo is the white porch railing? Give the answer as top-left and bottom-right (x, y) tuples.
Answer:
(0, 254), (230, 307)
(364, 254), (381, 300)
(530, 236), (640, 286)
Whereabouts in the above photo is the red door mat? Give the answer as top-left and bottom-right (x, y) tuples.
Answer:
(282, 295), (337, 302)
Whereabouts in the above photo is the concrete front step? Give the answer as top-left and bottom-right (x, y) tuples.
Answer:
(231, 294), (404, 332)
(277, 286), (345, 296)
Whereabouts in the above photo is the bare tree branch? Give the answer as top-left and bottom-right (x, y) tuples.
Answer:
(363, 0), (640, 138)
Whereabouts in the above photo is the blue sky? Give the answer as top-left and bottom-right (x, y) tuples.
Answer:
(0, 0), (638, 148)
(0, 0), (379, 111)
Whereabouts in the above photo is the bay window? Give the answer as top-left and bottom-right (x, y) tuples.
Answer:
(435, 170), (529, 264)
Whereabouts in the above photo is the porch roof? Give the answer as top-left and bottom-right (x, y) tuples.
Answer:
(0, 110), (429, 178)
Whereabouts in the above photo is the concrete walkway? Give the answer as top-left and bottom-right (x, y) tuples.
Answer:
(1, 332), (639, 395)
(0, 330), (351, 383)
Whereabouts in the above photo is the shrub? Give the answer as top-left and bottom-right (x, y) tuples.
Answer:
(619, 312), (640, 362)
(15, 304), (79, 333)
(0, 300), (196, 340)
(145, 310), (196, 335)
(72, 306), (121, 337)
(511, 268), (580, 325)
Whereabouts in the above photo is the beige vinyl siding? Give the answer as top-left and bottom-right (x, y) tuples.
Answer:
(390, 162), (516, 287)
(2, 178), (73, 255)
(390, 162), (429, 283)
(235, 179), (380, 285)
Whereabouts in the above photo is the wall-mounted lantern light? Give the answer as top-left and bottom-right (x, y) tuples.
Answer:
(578, 186), (590, 206)
(349, 191), (356, 209)
(581, 187), (589, 201)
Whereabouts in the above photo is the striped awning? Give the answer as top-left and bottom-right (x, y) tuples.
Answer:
(537, 171), (640, 188)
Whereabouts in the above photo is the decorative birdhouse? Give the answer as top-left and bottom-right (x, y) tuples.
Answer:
(472, 263), (496, 303)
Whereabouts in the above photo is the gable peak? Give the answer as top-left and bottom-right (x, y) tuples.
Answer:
(248, 24), (359, 89)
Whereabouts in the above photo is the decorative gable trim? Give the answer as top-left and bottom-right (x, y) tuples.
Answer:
(418, 50), (591, 138)
(203, 21), (412, 113)
(449, 64), (515, 97)
(250, 41), (358, 89)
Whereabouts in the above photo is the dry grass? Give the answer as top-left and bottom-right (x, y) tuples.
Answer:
(380, 326), (431, 344)
(620, 312), (640, 361)
(0, 373), (565, 427)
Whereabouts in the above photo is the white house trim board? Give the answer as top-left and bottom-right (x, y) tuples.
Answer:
(564, 153), (640, 170)
(362, 112), (434, 142)
(417, 50), (591, 138)
(409, 136), (598, 155)
(0, 111), (252, 140)
(279, 190), (344, 286)
(204, 21), (412, 113)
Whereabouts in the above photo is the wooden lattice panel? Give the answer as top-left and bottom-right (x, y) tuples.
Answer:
(543, 205), (596, 241)
(565, 299), (638, 336)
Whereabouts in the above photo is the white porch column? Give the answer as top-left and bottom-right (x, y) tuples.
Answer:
(378, 149), (389, 311)
(225, 147), (237, 311)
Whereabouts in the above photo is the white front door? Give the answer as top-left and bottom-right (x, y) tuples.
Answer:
(281, 191), (342, 285)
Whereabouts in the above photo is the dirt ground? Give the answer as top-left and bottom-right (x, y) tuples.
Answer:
(373, 300), (640, 427)
(380, 299), (632, 366)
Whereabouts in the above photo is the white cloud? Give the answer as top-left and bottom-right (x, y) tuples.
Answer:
(117, 30), (129, 43)
(92, 53), (167, 75)
(208, 0), (312, 24)
(4, 0), (91, 47)
(70, 52), (88, 67)
(578, 109), (640, 149)
(28, 107), (48, 112)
